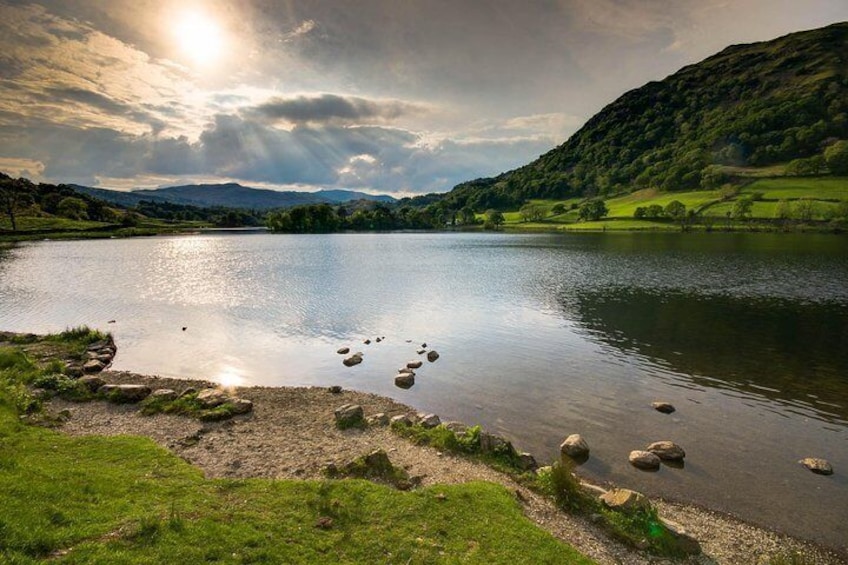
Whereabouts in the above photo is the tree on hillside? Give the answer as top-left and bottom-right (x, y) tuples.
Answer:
(731, 197), (754, 220)
(551, 203), (566, 215)
(0, 176), (34, 231)
(578, 199), (608, 222)
(824, 140), (848, 175)
(519, 203), (545, 222)
(485, 209), (505, 227)
(56, 197), (89, 220)
(664, 200), (687, 221)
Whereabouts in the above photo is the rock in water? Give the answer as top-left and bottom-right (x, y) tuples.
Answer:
(799, 457), (833, 475)
(560, 434), (590, 458)
(343, 353), (363, 367)
(406, 360), (423, 369)
(652, 401), (676, 414)
(646, 440), (686, 461)
(395, 373), (415, 389)
(337, 347), (350, 355)
(629, 450), (661, 471)
(427, 350), (440, 362)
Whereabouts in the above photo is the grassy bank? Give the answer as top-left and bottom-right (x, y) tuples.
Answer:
(0, 217), (208, 242)
(0, 330), (593, 564)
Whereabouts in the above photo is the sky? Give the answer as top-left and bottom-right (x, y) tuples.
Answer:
(0, 1), (846, 195)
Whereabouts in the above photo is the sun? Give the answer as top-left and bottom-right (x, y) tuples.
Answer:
(172, 9), (225, 67)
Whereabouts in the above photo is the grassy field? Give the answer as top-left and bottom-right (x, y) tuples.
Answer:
(0, 216), (208, 241)
(496, 176), (848, 231)
(0, 332), (594, 565)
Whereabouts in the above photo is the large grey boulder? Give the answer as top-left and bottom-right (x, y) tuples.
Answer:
(646, 440), (686, 461)
(629, 450), (661, 471)
(197, 388), (229, 408)
(560, 434), (590, 459)
(100, 384), (151, 403)
(395, 373), (415, 389)
(78, 375), (105, 392)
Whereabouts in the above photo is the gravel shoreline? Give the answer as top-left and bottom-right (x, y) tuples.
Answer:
(50, 370), (846, 565)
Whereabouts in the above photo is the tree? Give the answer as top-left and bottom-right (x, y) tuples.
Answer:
(731, 197), (754, 220)
(485, 209), (505, 227)
(775, 199), (792, 221)
(824, 140), (848, 175)
(578, 199), (608, 222)
(793, 198), (816, 222)
(664, 200), (686, 221)
(551, 203), (566, 215)
(0, 176), (34, 231)
(519, 203), (544, 222)
(56, 197), (89, 220)
(459, 206), (477, 225)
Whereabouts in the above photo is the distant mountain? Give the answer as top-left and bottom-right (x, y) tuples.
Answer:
(73, 183), (396, 210)
(438, 22), (848, 210)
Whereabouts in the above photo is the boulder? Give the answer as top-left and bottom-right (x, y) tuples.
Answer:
(652, 401), (676, 414)
(390, 414), (412, 426)
(150, 388), (178, 401)
(65, 365), (83, 378)
(629, 450), (661, 471)
(82, 359), (105, 373)
(443, 421), (468, 435)
(229, 398), (254, 415)
(799, 457), (833, 475)
(417, 348), (426, 355)
(179, 387), (197, 398)
(100, 384), (152, 403)
(600, 488), (650, 513)
(343, 353), (363, 367)
(328, 385), (343, 394)
(395, 373), (415, 389)
(78, 375), (105, 392)
(334, 404), (364, 428)
(427, 350), (440, 362)
(646, 440), (686, 461)
(418, 413), (441, 428)
(660, 518), (702, 555)
(367, 412), (390, 426)
(197, 388), (230, 408)
(337, 347), (350, 355)
(406, 360), (423, 369)
(363, 339), (371, 345)
(480, 432), (514, 455)
(518, 452), (538, 471)
(560, 434), (590, 459)
(95, 353), (113, 364)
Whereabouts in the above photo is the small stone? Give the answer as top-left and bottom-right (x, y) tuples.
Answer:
(629, 450), (661, 471)
(480, 432), (514, 455)
(78, 375), (105, 392)
(435, 493), (447, 501)
(421, 343), (427, 348)
(179, 387), (197, 398)
(417, 348), (426, 355)
(100, 384), (152, 403)
(366, 413), (390, 426)
(646, 440), (686, 461)
(390, 414), (412, 426)
(560, 434), (590, 459)
(395, 373), (415, 389)
(343, 353), (363, 367)
(337, 347), (350, 355)
(427, 350), (439, 362)
(65, 365), (83, 378)
(328, 385), (343, 394)
(376, 337), (382, 343)
(652, 402), (676, 414)
(660, 518), (702, 555)
(334, 404), (364, 427)
(600, 488), (650, 513)
(406, 360), (423, 369)
(518, 452), (538, 471)
(799, 457), (833, 475)
(150, 388), (178, 401)
(418, 413), (441, 428)
(82, 359), (105, 373)
(364, 339), (371, 345)
(196, 388), (230, 408)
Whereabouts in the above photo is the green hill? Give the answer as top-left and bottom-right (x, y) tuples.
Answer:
(440, 22), (848, 211)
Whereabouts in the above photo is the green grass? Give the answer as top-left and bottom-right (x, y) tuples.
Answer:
(603, 189), (723, 218)
(0, 216), (209, 242)
(0, 217), (116, 232)
(0, 333), (595, 564)
(738, 177), (848, 200)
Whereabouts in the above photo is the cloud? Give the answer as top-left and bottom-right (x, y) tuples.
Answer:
(248, 93), (425, 126)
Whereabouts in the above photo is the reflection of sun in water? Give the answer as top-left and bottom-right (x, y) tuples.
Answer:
(216, 366), (245, 391)
(173, 9), (225, 67)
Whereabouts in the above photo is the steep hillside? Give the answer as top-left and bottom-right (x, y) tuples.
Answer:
(442, 22), (848, 210)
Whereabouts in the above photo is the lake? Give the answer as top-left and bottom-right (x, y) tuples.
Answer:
(1, 232), (846, 550)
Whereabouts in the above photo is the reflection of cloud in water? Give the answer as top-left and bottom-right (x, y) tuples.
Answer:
(566, 287), (848, 425)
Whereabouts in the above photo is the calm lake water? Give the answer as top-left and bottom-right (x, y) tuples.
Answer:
(1, 232), (846, 550)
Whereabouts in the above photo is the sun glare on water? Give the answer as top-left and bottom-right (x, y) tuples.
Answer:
(172, 9), (226, 67)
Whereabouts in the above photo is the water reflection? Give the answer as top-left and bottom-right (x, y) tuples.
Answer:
(567, 288), (848, 425)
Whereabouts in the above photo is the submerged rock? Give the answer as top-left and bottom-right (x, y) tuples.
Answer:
(560, 434), (590, 459)
(652, 401), (676, 414)
(629, 450), (661, 471)
(799, 457), (833, 475)
(646, 440), (686, 461)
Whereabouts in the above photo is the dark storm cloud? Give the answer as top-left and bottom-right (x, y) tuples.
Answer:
(249, 94), (423, 125)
